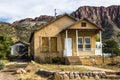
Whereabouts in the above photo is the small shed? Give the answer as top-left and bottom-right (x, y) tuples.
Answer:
(11, 41), (29, 56)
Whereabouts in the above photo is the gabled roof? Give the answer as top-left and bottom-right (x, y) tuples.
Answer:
(15, 41), (29, 46)
(67, 18), (104, 31)
(35, 13), (77, 31)
(29, 13), (77, 42)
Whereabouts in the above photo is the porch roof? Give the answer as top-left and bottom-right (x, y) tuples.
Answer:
(66, 18), (104, 31)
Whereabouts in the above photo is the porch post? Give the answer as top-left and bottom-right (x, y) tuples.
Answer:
(99, 31), (102, 55)
(65, 30), (68, 56)
(100, 31), (102, 43)
(76, 30), (78, 56)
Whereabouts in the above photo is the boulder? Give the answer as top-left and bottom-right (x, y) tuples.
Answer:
(16, 68), (26, 74)
(74, 72), (80, 79)
(54, 73), (63, 80)
(69, 72), (74, 79)
(63, 74), (69, 80)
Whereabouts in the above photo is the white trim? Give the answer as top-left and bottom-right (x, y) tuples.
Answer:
(63, 30), (68, 57)
(84, 37), (91, 45)
(76, 30), (78, 55)
(66, 30), (68, 50)
(78, 37), (83, 44)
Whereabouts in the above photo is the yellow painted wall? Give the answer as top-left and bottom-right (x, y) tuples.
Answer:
(30, 35), (34, 57)
(33, 16), (76, 62)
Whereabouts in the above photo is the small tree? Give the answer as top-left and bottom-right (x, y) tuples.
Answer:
(103, 39), (120, 64)
(0, 34), (13, 59)
(103, 39), (120, 56)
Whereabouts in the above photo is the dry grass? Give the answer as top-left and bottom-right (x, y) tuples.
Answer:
(15, 61), (89, 80)
(70, 79), (118, 80)
(25, 61), (89, 72)
(0, 60), (9, 64)
(4, 56), (120, 80)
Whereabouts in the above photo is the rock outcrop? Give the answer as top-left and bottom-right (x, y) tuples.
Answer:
(71, 5), (120, 41)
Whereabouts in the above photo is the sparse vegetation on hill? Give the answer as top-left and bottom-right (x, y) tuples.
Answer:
(0, 22), (18, 41)
(0, 15), (54, 42)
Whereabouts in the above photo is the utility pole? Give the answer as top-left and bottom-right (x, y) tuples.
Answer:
(54, 9), (57, 18)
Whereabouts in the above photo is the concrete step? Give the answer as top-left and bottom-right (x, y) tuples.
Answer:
(65, 56), (82, 65)
(68, 62), (82, 65)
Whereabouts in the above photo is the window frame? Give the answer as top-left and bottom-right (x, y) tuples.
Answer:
(78, 37), (83, 51)
(84, 37), (91, 51)
(41, 37), (58, 53)
(50, 37), (57, 52)
(41, 37), (49, 52)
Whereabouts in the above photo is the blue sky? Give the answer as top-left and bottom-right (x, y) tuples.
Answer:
(0, 0), (120, 23)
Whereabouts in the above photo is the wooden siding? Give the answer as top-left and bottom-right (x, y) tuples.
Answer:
(69, 20), (98, 30)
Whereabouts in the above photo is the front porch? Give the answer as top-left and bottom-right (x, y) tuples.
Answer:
(62, 29), (102, 57)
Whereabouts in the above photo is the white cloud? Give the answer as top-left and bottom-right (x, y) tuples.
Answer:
(0, 0), (119, 23)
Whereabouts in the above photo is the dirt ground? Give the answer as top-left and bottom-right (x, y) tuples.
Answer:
(0, 56), (120, 80)
(1, 60), (119, 80)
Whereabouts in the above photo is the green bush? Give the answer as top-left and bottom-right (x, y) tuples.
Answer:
(0, 61), (5, 70)
(103, 39), (120, 56)
(0, 34), (13, 59)
(52, 57), (64, 64)
(6, 54), (18, 61)
(35, 56), (41, 63)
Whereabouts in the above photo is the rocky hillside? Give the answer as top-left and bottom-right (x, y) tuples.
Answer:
(1, 5), (120, 42)
(71, 5), (120, 41)
(0, 15), (54, 42)
(0, 22), (18, 41)
(12, 15), (54, 42)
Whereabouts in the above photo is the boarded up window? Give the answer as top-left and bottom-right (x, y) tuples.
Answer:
(50, 37), (57, 52)
(42, 37), (49, 52)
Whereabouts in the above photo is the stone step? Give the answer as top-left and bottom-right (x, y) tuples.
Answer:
(106, 75), (120, 79)
(105, 71), (120, 75)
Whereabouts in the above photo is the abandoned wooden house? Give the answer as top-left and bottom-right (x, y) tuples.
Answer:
(29, 13), (103, 64)
(11, 41), (29, 56)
